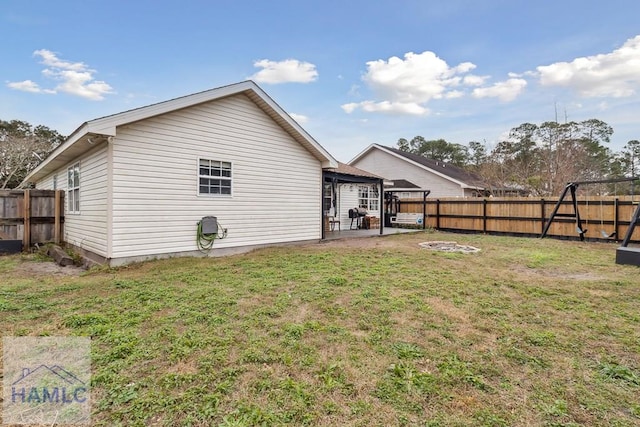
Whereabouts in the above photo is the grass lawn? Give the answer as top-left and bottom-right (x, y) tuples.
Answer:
(1, 231), (639, 426)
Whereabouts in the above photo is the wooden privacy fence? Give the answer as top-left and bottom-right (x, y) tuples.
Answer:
(0, 190), (65, 251)
(398, 196), (640, 243)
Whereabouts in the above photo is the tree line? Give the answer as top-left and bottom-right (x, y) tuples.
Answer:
(398, 119), (640, 196)
(1, 119), (65, 189)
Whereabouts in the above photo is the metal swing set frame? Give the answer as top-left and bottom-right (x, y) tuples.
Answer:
(540, 177), (640, 266)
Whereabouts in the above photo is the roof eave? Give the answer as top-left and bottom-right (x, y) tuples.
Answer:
(21, 81), (338, 185)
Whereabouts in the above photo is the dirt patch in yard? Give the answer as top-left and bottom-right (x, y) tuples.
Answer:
(318, 233), (426, 251)
(14, 260), (85, 277)
(511, 265), (606, 282)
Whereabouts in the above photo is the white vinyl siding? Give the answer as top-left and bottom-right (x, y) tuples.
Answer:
(110, 93), (322, 259)
(37, 173), (56, 190)
(62, 144), (109, 257)
(352, 149), (464, 198)
(35, 143), (109, 257)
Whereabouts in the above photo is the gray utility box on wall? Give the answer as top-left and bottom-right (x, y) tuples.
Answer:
(201, 216), (218, 235)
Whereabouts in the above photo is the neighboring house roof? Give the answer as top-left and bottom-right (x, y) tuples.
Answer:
(349, 144), (486, 190)
(330, 162), (384, 179)
(385, 179), (420, 189)
(21, 81), (338, 186)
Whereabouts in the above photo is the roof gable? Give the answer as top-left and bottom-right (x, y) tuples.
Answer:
(350, 144), (486, 189)
(22, 81), (337, 185)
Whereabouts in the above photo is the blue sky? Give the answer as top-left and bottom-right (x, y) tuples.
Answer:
(2, 0), (640, 162)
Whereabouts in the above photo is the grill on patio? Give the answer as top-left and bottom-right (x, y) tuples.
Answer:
(348, 207), (368, 229)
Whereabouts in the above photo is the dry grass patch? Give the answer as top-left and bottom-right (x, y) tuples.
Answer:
(1, 231), (639, 426)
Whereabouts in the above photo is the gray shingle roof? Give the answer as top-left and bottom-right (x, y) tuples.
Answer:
(386, 179), (420, 189)
(380, 145), (486, 188)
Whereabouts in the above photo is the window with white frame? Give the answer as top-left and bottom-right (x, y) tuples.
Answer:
(358, 185), (379, 213)
(199, 159), (232, 195)
(323, 183), (333, 214)
(67, 163), (80, 213)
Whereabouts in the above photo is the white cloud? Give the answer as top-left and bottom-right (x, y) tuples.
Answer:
(7, 49), (113, 100)
(341, 100), (428, 115)
(34, 49), (87, 71)
(362, 51), (476, 105)
(249, 59), (318, 84)
(343, 51), (509, 115)
(463, 75), (488, 86)
(6, 80), (49, 93)
(472, 78), (527, 102)
(445, 90), (464, 99)
(536, 35), (640, 98)
(289, 113), (309, 124)
(341, 103), (359, 114)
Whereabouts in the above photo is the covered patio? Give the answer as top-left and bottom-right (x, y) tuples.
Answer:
(321, 163), (384, 240)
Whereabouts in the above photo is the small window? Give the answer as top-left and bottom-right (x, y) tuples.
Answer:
(67, 163), (80, 213)
(199, 159), (232, 195)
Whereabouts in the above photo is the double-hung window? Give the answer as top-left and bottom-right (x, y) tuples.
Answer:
(199, 159), (232, 195)
(67, 163), (80, 213)
(358, 185), (379, 212)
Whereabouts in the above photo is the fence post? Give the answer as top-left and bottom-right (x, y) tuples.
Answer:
(614, 197), (619, 241)
(23, 189), (31, 251)
(482, 199), (487, 233)
(436, 199), (440, 229)
(540, 198), (545, 234)
(54, 190), (62, 244)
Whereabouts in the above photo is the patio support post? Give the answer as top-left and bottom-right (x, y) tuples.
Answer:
(321, 172), (326, 240)
(379, 179), (384, 235)
(423, 191), (427, 230)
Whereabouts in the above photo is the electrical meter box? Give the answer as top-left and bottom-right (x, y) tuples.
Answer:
(201, 216), (218, 235)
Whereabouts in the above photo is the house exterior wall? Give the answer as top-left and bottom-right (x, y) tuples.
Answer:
(109, 93), (322, 262)
(336, 183), (379, 230)
(37, 173), (56, 190)
(36, 143), (109, 257)
(351, 149), (465, 198)
(337, 183), (357, 229)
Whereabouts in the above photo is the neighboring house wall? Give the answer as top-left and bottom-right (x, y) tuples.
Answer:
(352, 150), (464, 197)
(109, 93), (322, 261)
(36, 143), (109, 257)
